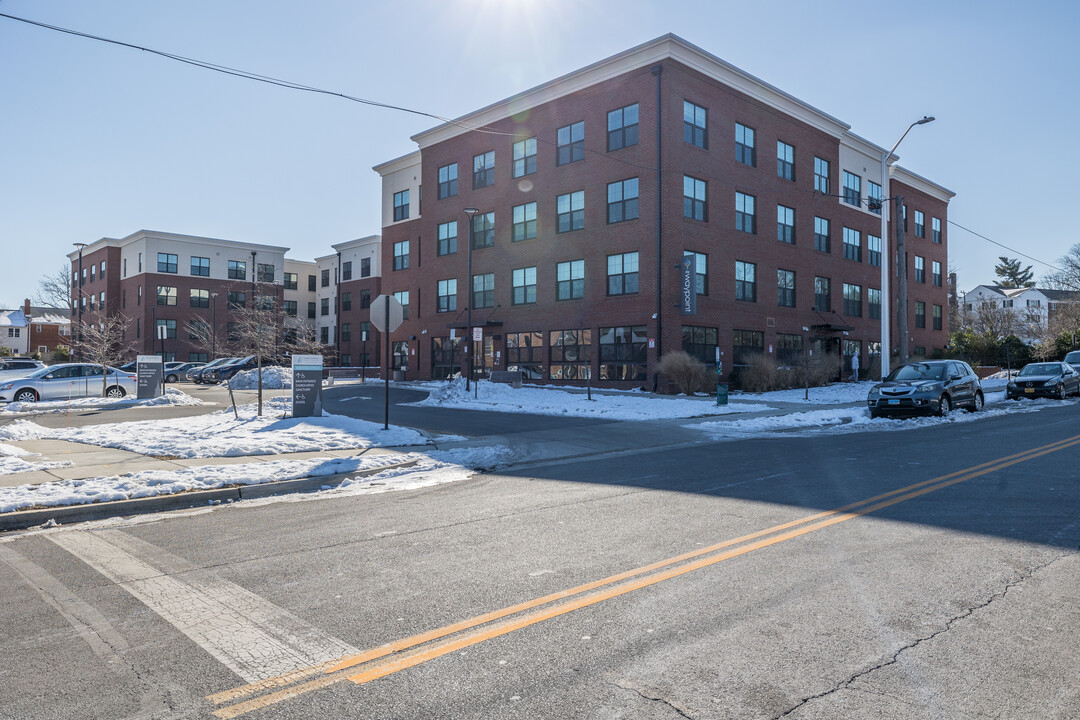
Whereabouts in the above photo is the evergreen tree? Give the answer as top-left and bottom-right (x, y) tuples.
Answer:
(994, 256), (1035, 288)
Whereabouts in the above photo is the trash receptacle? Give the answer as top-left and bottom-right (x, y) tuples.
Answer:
(716, 383), (728, 406)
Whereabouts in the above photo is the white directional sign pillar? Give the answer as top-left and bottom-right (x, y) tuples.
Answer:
(370, 294), (405, 430)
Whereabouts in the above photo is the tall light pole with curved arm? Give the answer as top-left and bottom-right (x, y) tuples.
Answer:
(72, 242), (87, 361)
(880, 116), (934, 378)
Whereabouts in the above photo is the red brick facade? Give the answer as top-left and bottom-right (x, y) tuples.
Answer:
(375, 53), (952, 386)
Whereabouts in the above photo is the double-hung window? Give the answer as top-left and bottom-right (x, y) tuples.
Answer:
(473, 151), (494, 189)
(512, 267), (537, 305)
(607, 103), (639, 151)
(471, 212), (495, 248)
(607, 178), (639, 223)
(932, 260), (942, 287)
(438, 221), (457, 256)
(735, 261), (756, 302)
(557, 121), (585, 165)
(842, 171), (861, 206)
(472, 273), (494, 309)
(556, 260), (584, 300)
(157, 253), (178, 274)
(815, 217), (830, 253)
(393, 190), (410, 220)
(868, 234), (882, 267)
(437, 279), (457, 313)
(686, 251), (707, 295)
(735, 192), (756, 234)
(683, 101), (707, 148)
(843, 227), (861, 262)
(777, 141), (795, 181)
(777, 269), (795, 307)
(868, 181), (883, 214)
(189, 289), (209, 308)
(607, 252), (638, 296)
(915, 210), (925, 237)
(915, 256), (926, 283)
(393, 240), (409, 270)
(513, 203), (537, 241)
(735, 123), (755, 166)
(814, 157), (830, 194)
(156, 286), (177, 306)
(557, 191), (585, 233)
(815, 277), (831, 311)
(513, 138), (537, 177)
(843, 283), (862, 317)
(438, 163), (458, 199)
(191, 256), (210, 276)
(932, 217), (942, 243)
(228, 260), (246, 280)
(683, 176), (706, 222)
(777, 205), (795, 244)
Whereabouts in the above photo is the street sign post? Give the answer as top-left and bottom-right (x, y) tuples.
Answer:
(370, 295), (405, 430)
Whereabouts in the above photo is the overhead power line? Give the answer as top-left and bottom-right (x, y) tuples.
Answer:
(947, 220), (1062, 273)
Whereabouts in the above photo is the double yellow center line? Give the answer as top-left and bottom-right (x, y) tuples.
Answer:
(209, 433), (1080, 718)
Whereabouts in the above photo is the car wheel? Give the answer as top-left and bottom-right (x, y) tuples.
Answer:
(968, 391), (984, 413)
(106, 386), (126, 399)
(938, 395), (951, 417)
(166, 373), (178, 383)
(13, 388), (37, 403)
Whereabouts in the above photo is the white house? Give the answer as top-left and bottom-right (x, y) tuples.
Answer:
(0, 309), (30, 355)
(963, 285), (1080, 342)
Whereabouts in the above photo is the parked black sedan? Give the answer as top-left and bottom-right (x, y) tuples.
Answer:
(1007, 362), (1080, 400)
(867, 360), (984, 418)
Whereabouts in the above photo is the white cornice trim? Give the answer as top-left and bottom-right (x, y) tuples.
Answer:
(331, 235), (381, 252)
(890, 166), (956, 203)
(410, 34), (850, 149)
(372, 150), (422, 176)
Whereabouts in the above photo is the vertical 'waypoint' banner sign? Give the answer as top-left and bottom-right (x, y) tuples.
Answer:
(680, 255), (696, 315)
(291, 355), (324, 418)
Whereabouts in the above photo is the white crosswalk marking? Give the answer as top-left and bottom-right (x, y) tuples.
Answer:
(49, 529), (356, 683)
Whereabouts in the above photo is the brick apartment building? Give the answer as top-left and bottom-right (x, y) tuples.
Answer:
(66, 230), (319, 363)
(372, 34), (953, 386)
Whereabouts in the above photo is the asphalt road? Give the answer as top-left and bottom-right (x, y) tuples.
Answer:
(1, 395), (1078, 719)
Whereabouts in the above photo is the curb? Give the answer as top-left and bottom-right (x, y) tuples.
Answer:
(0, 459), (418, 533)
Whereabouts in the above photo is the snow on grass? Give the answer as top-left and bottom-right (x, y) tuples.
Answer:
(744, 381), (879, 405)
(410, 378), (772, 419)
(0, 387), (207, 415)
(0, 442), (72, 476)
(0, 445), (512, 513)
(0, 402), (447, 459)
(227, 366), (292, 390)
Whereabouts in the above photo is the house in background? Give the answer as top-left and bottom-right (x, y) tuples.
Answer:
(0, 307), (29, 355)
(962, 285), (1080, 343)
(26, 299), (72, 358)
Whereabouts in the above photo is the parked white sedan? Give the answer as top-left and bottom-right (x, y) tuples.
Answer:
(0, 363), (138, 403)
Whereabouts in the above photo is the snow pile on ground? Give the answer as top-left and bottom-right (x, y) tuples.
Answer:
(227, 366), (293, 390)
(744, 381), (877, 405)
(411, 378), (772, 420)
(0, 444), (512, 513)
(0, 442), (72, 476)
(0, 403), (446, 458)
(0, 387), (206, 415)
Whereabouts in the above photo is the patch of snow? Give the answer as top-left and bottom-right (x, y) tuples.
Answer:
(227, 367), (293, 390)
(0, 441), (72, 476)
(409, 378), (771, 420)
(0, 402), (442, 458)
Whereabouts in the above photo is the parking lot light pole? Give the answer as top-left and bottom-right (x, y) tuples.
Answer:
(463, 207), (481, 392)
(73, 243), (87, 361)
(210, 292), (218, 360)
(880, 116), (934, 379)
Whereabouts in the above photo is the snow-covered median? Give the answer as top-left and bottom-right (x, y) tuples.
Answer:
(0, 387), (206, 415)
(0, 401), (450, 458)
(0, 445), (511, 513)
(410, 378), (772, 420)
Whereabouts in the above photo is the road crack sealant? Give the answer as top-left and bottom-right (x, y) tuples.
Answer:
(770, 550), (1077, 719)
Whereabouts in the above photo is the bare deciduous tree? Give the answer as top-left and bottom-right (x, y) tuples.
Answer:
(73, 311), (132, 397)
(36, 265), (75, 310)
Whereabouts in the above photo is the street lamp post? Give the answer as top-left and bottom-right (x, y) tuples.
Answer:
(463, 207), (481, 392)
(210, 292), (219, 359)
(72, 243), (87, 361)
(879, 116), (934, 379)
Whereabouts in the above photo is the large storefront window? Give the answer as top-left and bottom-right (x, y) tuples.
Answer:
(682, 326), (718, 364)
(599, 326), (647, 381)
(506, 331), (543, 380)
(549, 329), (592, 381)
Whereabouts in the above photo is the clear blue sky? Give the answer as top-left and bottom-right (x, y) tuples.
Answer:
(2, 0), (1077, 308)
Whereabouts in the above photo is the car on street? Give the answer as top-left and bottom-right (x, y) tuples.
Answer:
(0, 363), (137, 403)
(1006, 362), (1080, 400)
(867, 360), (984, 418)
(164, 361), (204, 383)
(1063, 350), (1080, 371)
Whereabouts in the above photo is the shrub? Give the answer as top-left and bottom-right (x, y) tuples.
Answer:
(658, 351), (713, 394)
